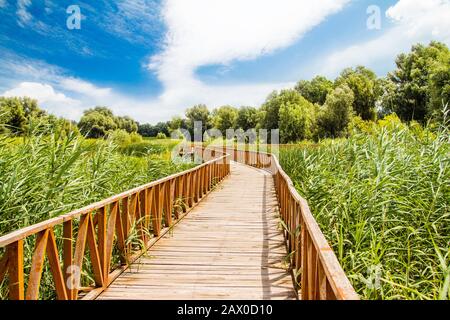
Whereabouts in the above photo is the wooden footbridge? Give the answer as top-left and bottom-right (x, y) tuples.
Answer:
(0, 147), (359, 300)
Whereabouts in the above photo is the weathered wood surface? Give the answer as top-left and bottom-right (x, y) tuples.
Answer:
(97, 162), (297, 300)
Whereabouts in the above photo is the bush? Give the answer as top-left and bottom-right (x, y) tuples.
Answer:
(130, 132), (143, 143)
(156, 132), (167, 139)
(107, 130), (143, 146)
(107, 129), (132, 145)
(316, 84), (354, 139)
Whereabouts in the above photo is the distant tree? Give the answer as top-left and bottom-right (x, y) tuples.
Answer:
(429, 44), (450, 120)
(154, 122), (170, 137)
(168, 116), (184, 132)
(384, 41), (450, 122)
(138, 123), (157, 137)
(78, 109), (117, 138)
(335, 66), (381, 121)
(116, 116), (138, 133)
(0, 97), (53, 134)
(260, 90), (304, 131)
(185, 104), (211, 138)
(316, 84), (354, 138)
(295, 76), (333, 105)
(0, 97), (27, 133)
(84, 106), (114, 118)
(212, 105), (238, 133)
(279, 96), (315, 143)
(78, 106), (139, 138)
(236, 106), (259, 131)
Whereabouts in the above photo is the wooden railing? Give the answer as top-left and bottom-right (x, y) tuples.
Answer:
(209, 146), (359, 300)
(0, 148), (230, 300)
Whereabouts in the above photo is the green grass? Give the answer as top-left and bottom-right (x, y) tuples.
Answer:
(118, 138), (182, 157)
(279, 119), (449, 300)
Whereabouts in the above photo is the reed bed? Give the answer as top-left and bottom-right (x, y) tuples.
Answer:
(280, 120), (449, 300)
(0, 131), (192, 237)
(0, 130), (194, 299)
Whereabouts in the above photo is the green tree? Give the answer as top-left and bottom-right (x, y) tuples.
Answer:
(78, 106), (139, 138)
(116, 116), (138, 133)
(138, 123), (157, 137)
(0, 97), (27, 133)
(261, 90), (305, 131)
(316, 84), (355, 138)
(212, 105), (238, 133)
(168, 116), (186, 133)
(78, 108), (118, 138)
(0, 97), (51, 134)
(154, 122), (170, 137)
(185, 104), (211, 137)
(295, 76), (333, 105)
(385, 41), (450, 122)
(236, 106), (259, 131)
(279, 96), (315, 143)
(335, 66), (381, 121)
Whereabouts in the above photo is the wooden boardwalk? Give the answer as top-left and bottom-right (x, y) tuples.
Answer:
(97, 162), (297, 300)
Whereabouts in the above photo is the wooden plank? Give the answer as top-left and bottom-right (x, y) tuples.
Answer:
(0, 253), (8, 283)
(71, 214), (89, 298)
(26, 229), (49, 300)
(97, 207), (107, 286)
(87, 213), (104, 286)
(63, 220), (73, 299)
(46, 229), (69, 300)
(7, 240), (24, 300)
(105, 202), (118, 279)
(97, 162), (296, 300)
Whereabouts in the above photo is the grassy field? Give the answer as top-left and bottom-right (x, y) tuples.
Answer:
(279, 118), (449, 300)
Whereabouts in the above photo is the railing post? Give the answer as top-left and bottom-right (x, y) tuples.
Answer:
(7, 240), (24, 300)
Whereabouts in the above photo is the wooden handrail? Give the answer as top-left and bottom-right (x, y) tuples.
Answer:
(208, 146), (359, 300)
(0, 148), (231, 300)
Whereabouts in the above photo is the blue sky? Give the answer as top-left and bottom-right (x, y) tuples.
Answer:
(0, 0), (449, 123)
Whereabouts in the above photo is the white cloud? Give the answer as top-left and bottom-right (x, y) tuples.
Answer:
(2, 82), (83, 119)
(60, 78), (112, 99)
(16, 0), (32, 27)
(150, 0), (349, 87)
(317, 0), (450, 77)
(142, 0), (350, 119)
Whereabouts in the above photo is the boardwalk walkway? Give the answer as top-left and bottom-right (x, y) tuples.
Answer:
(97, 162), (297, 300)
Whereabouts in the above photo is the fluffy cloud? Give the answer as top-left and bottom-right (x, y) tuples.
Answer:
(60, 78), (112, 99)
(2, 82), (83, 119)
(318, 0), (450, 77)
(147, 0), (350, 113)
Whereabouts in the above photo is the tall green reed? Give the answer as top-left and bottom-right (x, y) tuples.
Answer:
(280, 119), (449, 300)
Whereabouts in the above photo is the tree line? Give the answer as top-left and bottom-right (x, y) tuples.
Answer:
(139, 41), (449, 143)
(1, 41), (448, 143)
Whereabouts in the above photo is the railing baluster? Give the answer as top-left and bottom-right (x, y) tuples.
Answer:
(26, 229), (49, 300)
(72, 214), (89, 298)
(46, 229), (69, 300)
(63, 220), (73, 299)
